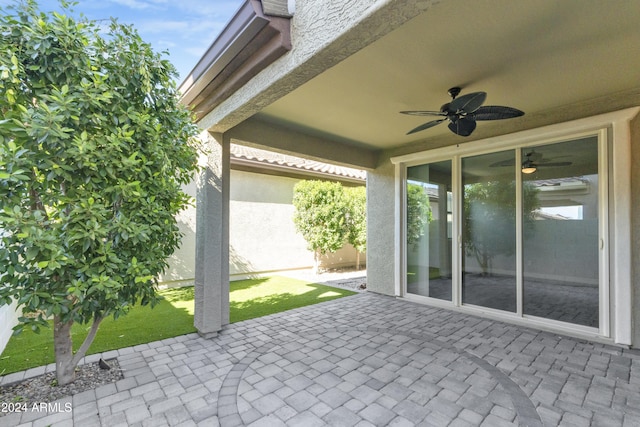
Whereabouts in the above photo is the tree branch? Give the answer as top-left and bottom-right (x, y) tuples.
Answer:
(28, 188), (46, 216)
(71, 316), (103, 367)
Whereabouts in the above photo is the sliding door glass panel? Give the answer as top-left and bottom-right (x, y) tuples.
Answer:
(522, 137), (599, 327)
(406, 161), (452, 301)
(462, 151), (516, 311)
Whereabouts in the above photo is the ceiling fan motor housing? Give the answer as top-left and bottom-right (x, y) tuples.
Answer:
(401, 87), (524, 136)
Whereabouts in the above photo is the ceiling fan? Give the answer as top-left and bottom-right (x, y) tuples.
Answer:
(400, 87), (524, 136)
(490, 151), (573, 174)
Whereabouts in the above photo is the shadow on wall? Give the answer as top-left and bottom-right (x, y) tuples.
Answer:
(159, 183), (197, 285)
(163, 241), (258, 285)
(230, 245), (258, 279)
(163, 243), (192, 278)
(159, 216), (196, 285)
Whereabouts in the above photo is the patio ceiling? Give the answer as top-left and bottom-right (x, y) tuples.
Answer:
(250, 0), (640, 154)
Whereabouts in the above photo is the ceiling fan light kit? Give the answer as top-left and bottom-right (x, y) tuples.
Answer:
(489, 151), (573, 174)
(401, 87), (524, 137)
(521, 160), (537, 174)
(520, 151), (572, 174)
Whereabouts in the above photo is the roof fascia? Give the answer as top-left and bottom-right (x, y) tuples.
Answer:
(179, 0), (292, 120)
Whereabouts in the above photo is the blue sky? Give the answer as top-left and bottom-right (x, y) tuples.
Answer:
(0, 0), (245, 82)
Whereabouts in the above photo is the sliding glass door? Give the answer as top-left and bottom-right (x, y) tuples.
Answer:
(521, 137), (600, 327)
(461, 151), (517, 312)
(406, 161), (452, 301)
(404, 135), (604, 329)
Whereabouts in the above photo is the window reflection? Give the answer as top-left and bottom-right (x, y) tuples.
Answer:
(522, 138), (599, 327)
(462, 151), (517, 312)
(406, 161), (452, 301)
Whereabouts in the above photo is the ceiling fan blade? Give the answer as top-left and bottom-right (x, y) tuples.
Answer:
(538, 162), (573, 167)
(400, 110), (446, 117)
(448, 116), (476, 136)
(406, 119), (446, 135)
(525, 151), (543, 162)
(489, 159), (516, 167)
(473, 106), (524, 121)
(449, 91), (486, 114)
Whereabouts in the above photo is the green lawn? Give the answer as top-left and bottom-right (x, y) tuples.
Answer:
(0, 276), (356, 375)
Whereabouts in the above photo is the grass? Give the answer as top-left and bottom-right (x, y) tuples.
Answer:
(0, 276), (356, 376)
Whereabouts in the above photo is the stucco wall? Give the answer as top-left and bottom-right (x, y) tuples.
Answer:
(229, 170), (364, 278)
(631, 113), (640, 347)
(161, 169), (365, 285)
(159, 180), (197, 285)
(366, 159), (396, 296)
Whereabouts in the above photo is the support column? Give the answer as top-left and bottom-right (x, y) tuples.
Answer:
(194, 131), (230, 336)
(366, 159), (397, 296)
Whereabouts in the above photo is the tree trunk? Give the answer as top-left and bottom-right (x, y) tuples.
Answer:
(472, 247), (490, 277)
(53, 315), (103, 386)
(53, 316), (76, 385)
(355, 250), (360, 270)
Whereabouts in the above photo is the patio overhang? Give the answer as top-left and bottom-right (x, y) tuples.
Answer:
(181, 0), (640, 163)
(185, 0), (640, 346)
(228, 117), (379, 170)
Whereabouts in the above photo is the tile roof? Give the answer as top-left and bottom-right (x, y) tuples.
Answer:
(230, 144), (366, 181)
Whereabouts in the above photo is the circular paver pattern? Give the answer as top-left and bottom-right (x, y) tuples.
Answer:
(218, 327), (542, 426)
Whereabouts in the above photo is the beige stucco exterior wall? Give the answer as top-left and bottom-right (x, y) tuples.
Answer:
(228, 170), (364, 279)
(161, 169), (365, 285)
(366, 159), (396, 296)
(631, 113), (640, 346)
(159, 180), (197, 285)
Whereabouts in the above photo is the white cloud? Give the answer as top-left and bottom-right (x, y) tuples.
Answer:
(136, 19), (191, 33)
(173, 0), (242, 17)
(155, 39), (178, 48)
(109, 0), (155, 10)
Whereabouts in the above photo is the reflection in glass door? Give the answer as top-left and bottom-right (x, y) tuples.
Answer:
(522, 137), (600, 327)
(406, 161), (452, 301)
(461, 151), (517, 312)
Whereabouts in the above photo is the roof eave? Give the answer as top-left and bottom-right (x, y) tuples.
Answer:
(179, 0), (292, 121)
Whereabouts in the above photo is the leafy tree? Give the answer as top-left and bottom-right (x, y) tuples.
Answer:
(344, 186), (366, 269)
(292, 180), (347, 273)
(0, 0), (199, 385)
(406, 183), (432, 246)
(463, 181), (539, 275)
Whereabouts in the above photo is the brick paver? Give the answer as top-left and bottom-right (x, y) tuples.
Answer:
(2, 291), (639, 426)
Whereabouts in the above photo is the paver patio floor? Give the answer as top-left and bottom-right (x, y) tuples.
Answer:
(2, 292), (639, 426)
